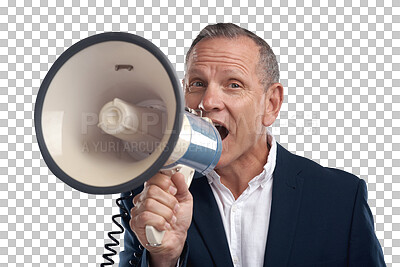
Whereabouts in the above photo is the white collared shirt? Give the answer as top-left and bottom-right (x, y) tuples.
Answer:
(206, 130), (277, 267)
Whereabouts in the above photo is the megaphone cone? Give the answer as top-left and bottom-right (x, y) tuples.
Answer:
(35, 32), (222, 192)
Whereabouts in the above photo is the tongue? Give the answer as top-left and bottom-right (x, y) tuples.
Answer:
(215, 125), (229, 140)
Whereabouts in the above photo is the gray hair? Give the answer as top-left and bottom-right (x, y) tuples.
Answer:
(185, 23), (280, 90)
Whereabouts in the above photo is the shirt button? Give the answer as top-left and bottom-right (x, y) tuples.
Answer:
(233, 256), (239, 264)
(232, 205), (237, 212)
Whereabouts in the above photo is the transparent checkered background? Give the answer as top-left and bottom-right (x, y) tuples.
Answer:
(1, 0), (399, 266)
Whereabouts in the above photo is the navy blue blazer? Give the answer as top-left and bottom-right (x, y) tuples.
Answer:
(119, 143), (386, 267)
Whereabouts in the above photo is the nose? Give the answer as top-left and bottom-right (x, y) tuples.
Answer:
(198, 83), (224, 112)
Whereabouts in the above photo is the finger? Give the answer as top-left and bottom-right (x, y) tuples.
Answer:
(133, 193), (140, 206)
(134, 185), (178, 210)
(146, 184), (179, 211)
(171, 172), (191, 202)
(146, 172), (173, 192)
(132, 210), (172, 232)
(135, 198), (177, 225)
(133, 186), (149, 206)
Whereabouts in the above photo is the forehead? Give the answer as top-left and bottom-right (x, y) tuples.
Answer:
(186, 36), (260, 73)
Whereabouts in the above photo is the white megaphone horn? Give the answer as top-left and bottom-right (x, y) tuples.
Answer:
(34, 32), (222, 247)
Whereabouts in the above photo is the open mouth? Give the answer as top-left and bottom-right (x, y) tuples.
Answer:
(213, 123), (229, 140)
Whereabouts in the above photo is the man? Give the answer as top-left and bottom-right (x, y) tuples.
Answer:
(119, 23), (386, 267)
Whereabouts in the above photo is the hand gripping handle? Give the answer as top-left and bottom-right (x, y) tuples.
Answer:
(145, 165), (195, 246)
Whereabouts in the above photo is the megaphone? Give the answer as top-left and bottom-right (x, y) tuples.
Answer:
(34, 32), (222, 247)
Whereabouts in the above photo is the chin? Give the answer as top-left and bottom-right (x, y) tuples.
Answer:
(215, 139), (228, 164)
(214, 152), (232, 170)
(214, 135), (235, 170)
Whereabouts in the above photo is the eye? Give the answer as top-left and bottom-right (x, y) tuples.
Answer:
(187, 81), (206, 92)
(228, 82), (241, 89)
(192, 81), (205, 87)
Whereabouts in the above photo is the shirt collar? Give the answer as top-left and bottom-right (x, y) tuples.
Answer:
(206, 129), (277, 188)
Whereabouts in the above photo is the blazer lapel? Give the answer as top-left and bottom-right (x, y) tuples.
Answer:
(264, 143), (304, 266)
(191, 177), (234, 267)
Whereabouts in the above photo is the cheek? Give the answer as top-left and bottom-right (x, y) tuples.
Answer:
(184, 94), (201, 108)
(231, 105), (265, 135)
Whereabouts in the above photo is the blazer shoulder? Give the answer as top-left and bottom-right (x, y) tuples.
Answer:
(283, 146), (361, 190)
(283, 148), (365, 219)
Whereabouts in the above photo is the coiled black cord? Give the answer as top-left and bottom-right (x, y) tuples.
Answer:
(101, 191), (134, 266)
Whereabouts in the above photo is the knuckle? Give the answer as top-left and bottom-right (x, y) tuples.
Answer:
(132, 210), (147, 224)
(159, 219), (166, 228)
(137, 211), (165, 228)
(143, 199), (154, 210)
(188, 193), (193, 201)
(130, 216), (140, 231)
(136, 212), (146, 223)
(131, 206), (139, 217)
(155, 216), (166, 227)
(168, 197), (179, 209)
(167, 210), (175, 221)
(132, 212), (139, 221)
(139, 210), (151, 221)
(146, 185), (159, 197)
(157, 176), (171, 190)
(133, 194), (141, 205)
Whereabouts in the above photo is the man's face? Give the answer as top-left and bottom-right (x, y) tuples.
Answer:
(184, 36), (271, 169)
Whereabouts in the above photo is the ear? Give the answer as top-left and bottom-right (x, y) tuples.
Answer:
(262, 83), (284, 127)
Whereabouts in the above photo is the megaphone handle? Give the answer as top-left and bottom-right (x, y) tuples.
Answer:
(145, 165), (195, 247)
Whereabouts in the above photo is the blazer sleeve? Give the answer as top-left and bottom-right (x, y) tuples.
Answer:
(118, 189), (190, 267)
(118, 190), (146, 267)
(347, 179), (386, 266)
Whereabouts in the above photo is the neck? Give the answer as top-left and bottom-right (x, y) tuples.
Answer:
(216, 134), (270, 199)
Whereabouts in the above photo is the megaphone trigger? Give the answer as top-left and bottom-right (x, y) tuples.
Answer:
(160, 164), (195, 186)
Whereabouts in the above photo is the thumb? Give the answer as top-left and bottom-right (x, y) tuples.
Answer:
(171, 172), (191, 202)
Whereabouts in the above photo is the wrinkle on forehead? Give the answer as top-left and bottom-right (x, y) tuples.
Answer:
(187, 65), (248, 80)
(187, 37), (259, 76)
